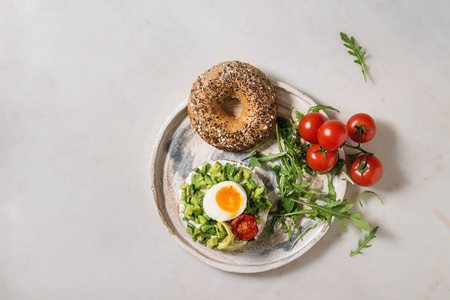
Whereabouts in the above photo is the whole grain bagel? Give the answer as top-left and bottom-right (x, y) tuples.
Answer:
(188, 61), (277, 152)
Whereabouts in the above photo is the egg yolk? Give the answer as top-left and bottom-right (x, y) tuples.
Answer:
(216, 185), (243, 217)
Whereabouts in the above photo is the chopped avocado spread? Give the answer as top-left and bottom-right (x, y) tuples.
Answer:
(179, 161), (272, 250)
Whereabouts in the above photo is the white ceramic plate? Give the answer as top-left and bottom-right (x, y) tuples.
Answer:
(150, 80), (347, 273)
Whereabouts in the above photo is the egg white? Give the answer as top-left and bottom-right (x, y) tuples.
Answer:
(203, 181), (247, 221)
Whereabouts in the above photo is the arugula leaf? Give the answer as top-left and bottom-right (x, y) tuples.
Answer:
(326, 174), (336, 201)
(241, 132), (275, 161)
(340, 32), (368, 82)
(348, 213), (371, 232)
(338, 167), (355, 184)
(358, 190), (384, 207)
(282, 200), (371, 233)
(295, 111), (303, 122)
(256, 152), (288, 162)
(281, 197), (296, 213)
(350, 226), (379, 256)
(265, 204), (283, 244)
(249, 155), (262, 168)
(307, 105), (340, 114)
(248, 151), (287, 167)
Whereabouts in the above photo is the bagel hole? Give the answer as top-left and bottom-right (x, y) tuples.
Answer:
(222, 96), (242, 118)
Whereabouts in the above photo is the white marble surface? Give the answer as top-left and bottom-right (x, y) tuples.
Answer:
(1, 0), (449, 299)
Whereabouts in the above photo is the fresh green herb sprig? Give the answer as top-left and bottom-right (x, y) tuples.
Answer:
(259, 115), (374, 250)
(350, 226), (379, 256)
(340, 32), (368, 82)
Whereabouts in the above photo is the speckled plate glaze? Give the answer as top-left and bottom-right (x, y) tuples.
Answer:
(150, 80), (347, 273)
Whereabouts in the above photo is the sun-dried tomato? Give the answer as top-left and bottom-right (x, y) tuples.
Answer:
(231, 214), (258, 241)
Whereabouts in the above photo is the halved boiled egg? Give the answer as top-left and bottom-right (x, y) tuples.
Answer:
(203, 181), (247, 221)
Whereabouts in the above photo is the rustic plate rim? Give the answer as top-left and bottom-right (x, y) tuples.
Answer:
(149, 80), (347, 273)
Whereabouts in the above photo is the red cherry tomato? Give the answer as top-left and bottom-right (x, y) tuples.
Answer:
(298, 112), (327, 143)
(231, 214), (258, 241)
(350, 155), (383, 186)
(347, 113), (377, 143)
(306, 143), (338, 172)
(317, 120), (348, 151)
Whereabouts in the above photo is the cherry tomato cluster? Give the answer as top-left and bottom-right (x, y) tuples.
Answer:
(299, 112), (383, 187)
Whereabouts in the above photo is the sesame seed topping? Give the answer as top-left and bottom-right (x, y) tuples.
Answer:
(187, 61), (277, 152)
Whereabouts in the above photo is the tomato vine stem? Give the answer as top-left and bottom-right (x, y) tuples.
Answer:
(343, 142), (373, 156)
